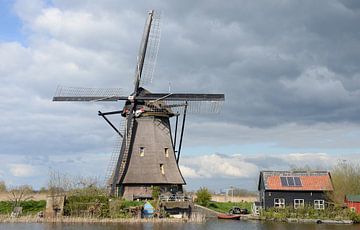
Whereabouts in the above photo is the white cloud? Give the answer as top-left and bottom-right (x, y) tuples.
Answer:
(180, 152), (359, 181)
(181, 154), (258, 179)
(179, 165), (201, 178)
(9, 164), (37, 177)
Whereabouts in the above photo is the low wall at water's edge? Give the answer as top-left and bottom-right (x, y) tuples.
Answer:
(193, 204), (221, 218)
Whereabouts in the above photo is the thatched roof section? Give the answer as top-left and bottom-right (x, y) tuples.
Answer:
(120, 116), (185, 185)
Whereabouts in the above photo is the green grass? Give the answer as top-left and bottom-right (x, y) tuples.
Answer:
(0, 201), (13, 214)
(0, 200), (46, 215)
(207, 201), (252, 213)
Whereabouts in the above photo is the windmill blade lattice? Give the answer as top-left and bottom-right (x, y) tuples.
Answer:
(164, 100), (224, 114)
(137, 11), (161, 86)
(105, 118), (127, 185)
(53, 86), (126, 102)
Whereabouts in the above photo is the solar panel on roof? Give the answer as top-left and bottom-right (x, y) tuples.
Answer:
(280, 177), (288, 186)
(287, 177), (295, 186)
(294, 177), (302, 186)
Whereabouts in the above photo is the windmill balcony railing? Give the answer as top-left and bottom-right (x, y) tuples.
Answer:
(159, 194), (192, 202)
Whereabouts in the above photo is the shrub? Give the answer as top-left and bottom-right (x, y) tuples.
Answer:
(151, 186), (161, 200)
(349, 212), (360, 223)
(0, 200), (46, 215)
(109, 198), (144, 218)
(195, 187), (212, 207)
(63, 195), (109, 217)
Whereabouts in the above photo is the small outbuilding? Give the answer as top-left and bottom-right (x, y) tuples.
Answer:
(258, 171), (333, 210)
(345, 195), (360, 213)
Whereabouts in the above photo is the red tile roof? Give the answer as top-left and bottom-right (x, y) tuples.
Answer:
(260, 171), (333, 191)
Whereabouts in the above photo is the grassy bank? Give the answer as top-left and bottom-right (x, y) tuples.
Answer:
(0, 214), (205, 223)
(261, 206), (360, 223)
(207, 201), (252, 214)
(0, 200), (46, 215)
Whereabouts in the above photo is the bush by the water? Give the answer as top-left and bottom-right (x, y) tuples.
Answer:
(63, 195), (109, 217)
(109, 199), (144, 218)
(195, 187), (212, 207)
(0, 200), (46, 215)
(261, 205), (360, 222)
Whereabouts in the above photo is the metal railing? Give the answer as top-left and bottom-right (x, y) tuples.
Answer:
(159, 194), (192, 202)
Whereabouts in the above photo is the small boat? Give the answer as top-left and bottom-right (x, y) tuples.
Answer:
(217, 213), (241, 220)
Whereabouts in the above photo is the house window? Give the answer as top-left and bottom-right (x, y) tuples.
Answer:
(164, 148), (169, 157)
(314, 200), (325, 210)
(294, 199), (304, 209)
(274, 198), (285, 208)
(139, 147), (145, 157)
(160, 164), (165, 175)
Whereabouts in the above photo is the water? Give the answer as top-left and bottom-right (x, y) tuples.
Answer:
(0, 220), (357, 230)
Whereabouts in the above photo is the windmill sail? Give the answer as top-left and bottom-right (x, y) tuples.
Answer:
(140, 11), (161, 86)
(53, 10), (225, 199)
(53, 86), (126, 102)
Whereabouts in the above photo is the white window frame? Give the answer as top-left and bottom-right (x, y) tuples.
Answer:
(314, 200), (325, 210)
(294, 199), (304, 209)
(274, 198), (285, 208)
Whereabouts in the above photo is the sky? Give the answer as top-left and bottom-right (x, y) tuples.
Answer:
(1, 0), (360, 192)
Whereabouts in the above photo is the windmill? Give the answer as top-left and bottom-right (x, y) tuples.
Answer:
(53, 10), (225, 199)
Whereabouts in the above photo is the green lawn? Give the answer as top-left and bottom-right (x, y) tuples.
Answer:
(207, 201), (252, 214)
(0, 200), (46, 215)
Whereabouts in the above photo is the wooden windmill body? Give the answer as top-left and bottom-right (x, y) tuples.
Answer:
(53, 10), (224, 199)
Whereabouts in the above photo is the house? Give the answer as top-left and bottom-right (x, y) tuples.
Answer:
(258, 171), (333, 210)
(345, 195), (360, 213)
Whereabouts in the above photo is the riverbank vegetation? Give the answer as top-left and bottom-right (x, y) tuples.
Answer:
(0, 200), (46, 215)
(329, 161), (360, 204)
(261, 205), (360, 223)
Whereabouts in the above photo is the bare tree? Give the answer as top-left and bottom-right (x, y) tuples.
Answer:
(330, 161), (360, 204)
(0, 181), (6, 193)
(8, 185), (34, 210)
(47, 170), (73, 196)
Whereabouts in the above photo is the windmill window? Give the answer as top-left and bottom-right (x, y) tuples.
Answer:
(139, 147), (145, 157)
(164, 148), (169, 157)
(160, 164), (165, 175)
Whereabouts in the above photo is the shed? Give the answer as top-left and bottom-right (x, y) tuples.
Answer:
(258, 171), (333, 210)
(345, 195), (360, 213)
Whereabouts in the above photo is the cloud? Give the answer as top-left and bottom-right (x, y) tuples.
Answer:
(9, 164), (37, 177)
(179, 165), (201, 178)
(180, 152), (352, 181)
(1, 0), (360, 190)
(181, 154), (260, 179)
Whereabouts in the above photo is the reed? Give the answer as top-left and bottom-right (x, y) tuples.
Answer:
(0, 214), (206, 224)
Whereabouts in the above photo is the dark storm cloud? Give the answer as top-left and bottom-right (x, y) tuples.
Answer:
(19, 0), (360, 128)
